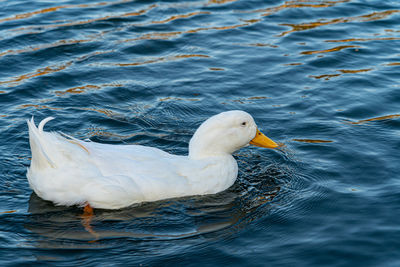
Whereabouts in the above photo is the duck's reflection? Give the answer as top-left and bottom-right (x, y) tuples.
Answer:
(25, 164), (285, 247)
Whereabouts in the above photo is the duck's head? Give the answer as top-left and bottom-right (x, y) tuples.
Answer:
(189, 110), (278, 159)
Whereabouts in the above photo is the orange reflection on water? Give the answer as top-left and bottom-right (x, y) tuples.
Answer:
(20, 103), (120, 118)
(326, 37), (400, 43)
(246, 0), (350, 16)
(241, 19), (261, 23)
(231, 96), (269, 104)
(1, 49), (114, 87)
(19, 104), (63, 111)
(0, 210), (17, 214)
(337, 68), (372, 73)
(122, 23), (250, 42)
(54, 83), (123, 96)
(279, 9), (400, 36)
(292, 139), (333, 143)
(125, 31), (182, 42)
(247, 43), (279, 48)
(0, 0), (137, 24)
(174, 54), (209, 59)
(309, 74), (341, 80)
(150, 11), (210, 24)
(246, 96), (269, 100)
(0, 62), (72, 87)
(348, 114), (400, 125)
(283, 62), (303, 66)
(310, 67), (372, 80)
(12, 4), (157, 32)
(55, 85), (101, 96)
(207, 0), (237, 4)
(385, 62), (400, 66)
(301, 45), (360, 55)
(188, 23), (250, 33)
(103, 54), (209, 67)
(0, 7), (60, 23)
(0, 39), (92, 58)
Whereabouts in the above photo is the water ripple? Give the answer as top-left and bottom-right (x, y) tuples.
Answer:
(0, 0), (400, 265)
(279, 9), (400, 37)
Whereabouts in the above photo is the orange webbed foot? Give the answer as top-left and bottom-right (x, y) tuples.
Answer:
(83, 203), (94, 216)
(80, 203), (99, 242)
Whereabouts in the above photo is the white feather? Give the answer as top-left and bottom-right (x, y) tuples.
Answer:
(26, 110), (269, 209)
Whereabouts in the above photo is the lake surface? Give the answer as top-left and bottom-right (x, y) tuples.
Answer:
(0, 0), (399, 266)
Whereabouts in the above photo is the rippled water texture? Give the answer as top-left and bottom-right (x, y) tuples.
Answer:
(0, 0), (400, 265)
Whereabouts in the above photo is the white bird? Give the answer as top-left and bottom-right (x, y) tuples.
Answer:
(27, 110), (278, 210)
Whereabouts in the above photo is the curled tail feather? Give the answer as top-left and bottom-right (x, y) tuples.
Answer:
(27, 117), (56, 169)
(38, 117), (54, 133)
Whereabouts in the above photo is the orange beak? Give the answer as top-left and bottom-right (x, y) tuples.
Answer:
(250, 129), (279, 149)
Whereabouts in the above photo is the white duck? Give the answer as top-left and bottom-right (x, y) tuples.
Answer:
(27, 110), (278, 210)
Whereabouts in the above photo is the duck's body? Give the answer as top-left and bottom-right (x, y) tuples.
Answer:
(27, 111), (277, 209)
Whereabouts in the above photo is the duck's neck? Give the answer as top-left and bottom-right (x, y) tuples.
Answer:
(188, 147), (231, 160)
(188, 132), (233, 160)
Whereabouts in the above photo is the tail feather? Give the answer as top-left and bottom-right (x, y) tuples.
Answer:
(27, 117), (56, 169)
(38, 117), (54, 133)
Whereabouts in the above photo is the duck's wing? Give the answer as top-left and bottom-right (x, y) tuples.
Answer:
(83, 141), (200, 204)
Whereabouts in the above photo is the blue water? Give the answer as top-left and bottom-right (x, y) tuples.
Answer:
(0, 0), (400, 265)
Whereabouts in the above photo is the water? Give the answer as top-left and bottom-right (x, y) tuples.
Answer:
(0, 0), (399, 265)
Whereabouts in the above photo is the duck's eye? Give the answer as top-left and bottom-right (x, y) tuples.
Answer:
(241, 122), (247, 126)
